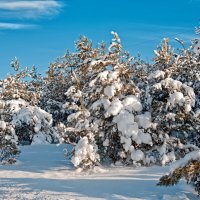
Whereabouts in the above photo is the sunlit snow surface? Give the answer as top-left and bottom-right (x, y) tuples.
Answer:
(0, 145), (197, 200)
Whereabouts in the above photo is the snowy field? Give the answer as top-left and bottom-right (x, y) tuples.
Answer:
(0, 145), (198, 200)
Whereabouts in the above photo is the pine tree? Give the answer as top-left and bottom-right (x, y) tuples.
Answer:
(58, 32), (159, 168)
(157, 31), (200, 194)
(0, 62), (60, 164)
(0, 100), (19, 164)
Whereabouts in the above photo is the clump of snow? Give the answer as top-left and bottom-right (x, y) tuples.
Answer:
(0, 120), (6, 130)
(161, 152), (176, 166)
(168, 92), (185, 107)
(122, 95), (142, 112)
(148, 70), (165, 80)
(166, 113), (176, 121)
(169, 150), (200, 172)
(63, 102), (79, 110)
(135, 112), (152, 129)
(6, 99), (27, 113)
(91, 98), (111, 110)
(153, 78), (184, 91)
(111, 31), (121, 43)
(108, 71), (119, 81)
(159, 142), (176, 166)
(89, 70), (120, 87)
(105, 98), (123, 118)
(97, 70), (109, 82)
(182, 84), (195, 100)
(32, 132), (54, 145)
(120, 136), (133, 152)
(154, 78), (195, 113)
(161, 78), (182, 90)
(136, 130), (152, 145)
(166, 90), (194, 113)
(65, 86), (82, 102)
(67, 110), (90, 122)
(89, 70), (112, 87)
(131, 149), (144, 162)
(11, 106), (53, 133)
(113, 110), (138, 138)
(113, 109), (153, 151)
(104, 82), (122, 98)
(6, 102), (60, 145)
(104, 85), (115, 98)
(65, 86), (77, 96)
(72, 136), (99, 167)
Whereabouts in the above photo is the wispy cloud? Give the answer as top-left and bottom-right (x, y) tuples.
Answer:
(0, 1), (63, 30)
(0, 1), (61, 10)
(0, 0), (63, 19)
(0, 22), (37, 30)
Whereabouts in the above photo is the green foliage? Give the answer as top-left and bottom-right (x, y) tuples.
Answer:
(158, 160), (200, 195)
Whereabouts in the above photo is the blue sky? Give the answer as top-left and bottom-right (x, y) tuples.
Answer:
(0, 0), (200, 78)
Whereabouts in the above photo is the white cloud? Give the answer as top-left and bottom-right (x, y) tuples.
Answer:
(0, 1), (61, 10)
(0, 0), (63, 19)
(0, 22), (37, 30)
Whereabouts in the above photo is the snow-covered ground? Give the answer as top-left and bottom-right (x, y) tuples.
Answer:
(0, 145), (198, 200)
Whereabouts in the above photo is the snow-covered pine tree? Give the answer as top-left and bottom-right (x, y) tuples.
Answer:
(60, 32), (159, 168)
(157, 29), (200, 194)
(0, 61), (59, 150)
(40, 31), (200, 171)
(140, 37), (200, 166)
(0, 100), (19, 164)
(58, 36), (108, 168)
(40, 54), (77, 125)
